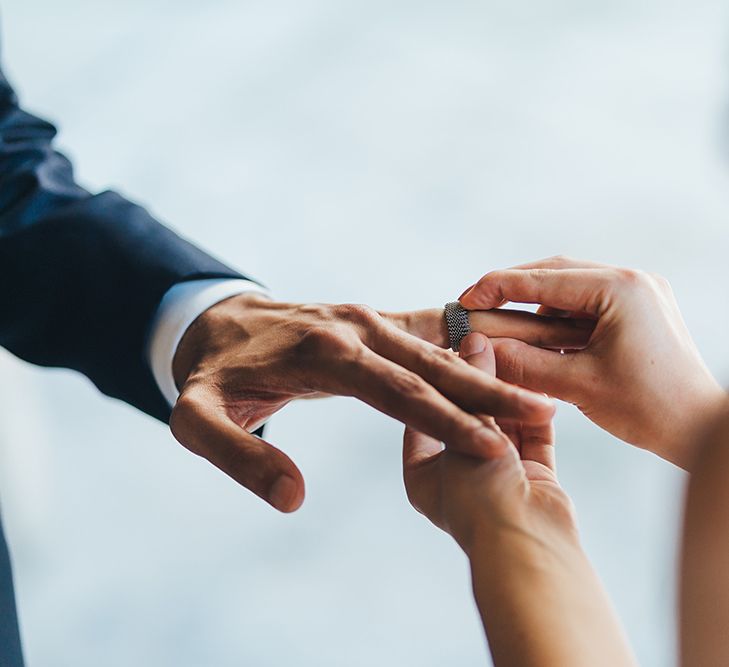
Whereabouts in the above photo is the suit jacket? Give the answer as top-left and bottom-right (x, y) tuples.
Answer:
(0, 59), (248, 664)
(0, 68), (245, 423)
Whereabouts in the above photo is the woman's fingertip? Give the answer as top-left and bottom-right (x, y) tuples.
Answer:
(458, 284), (475, 300)
(459, 332), (488, 358)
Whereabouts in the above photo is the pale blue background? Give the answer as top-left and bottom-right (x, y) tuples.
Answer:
(2, 1), (729, 665)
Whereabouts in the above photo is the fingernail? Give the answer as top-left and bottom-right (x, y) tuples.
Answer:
(458, 284), (475, 300)
(269, 475), (298, 512)
(459, 333), (486, 358)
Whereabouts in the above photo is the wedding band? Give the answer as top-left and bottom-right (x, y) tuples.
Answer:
(444, 301), (471, 352)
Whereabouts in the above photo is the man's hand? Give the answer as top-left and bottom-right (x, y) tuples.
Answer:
(460, 255), (727, 468)
(168, 293), (589, 512)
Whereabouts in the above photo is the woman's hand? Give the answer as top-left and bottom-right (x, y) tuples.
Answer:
(402, 332), (576, 555)
(460, 256), (727, 469)
(402, 332), (636, 667)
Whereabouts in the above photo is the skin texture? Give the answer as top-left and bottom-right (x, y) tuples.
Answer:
(461, 255), (726, 468)
(403, 333), (637, 667)
(169, 293), (591, 512)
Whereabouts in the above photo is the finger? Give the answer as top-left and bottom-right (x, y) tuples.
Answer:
(382, 308), (593, 350)
(170, 387), (305, 513)
(459, 256), (611, 304)
(369, 325), (556, 425)
(460, 333), (557, 468)
(456, 331), (557, 472)
(459, 334), (528, 452)
(536, 305), (598, 322)
(350, 347), (511, 458)
(491, 337), (586, 404)
(510, 255), (612, 271)
(458, 332), (496, 375)
(519, 420), (556, 472)
(402, 426), (442, 517)
(459, 268), (618, 315)
(497, 420), (523, 453)
(382, 308), (449, 347)
(536, 305), (572, 318)
(403, 425), (442, 470)
(469, 310), (594, 350)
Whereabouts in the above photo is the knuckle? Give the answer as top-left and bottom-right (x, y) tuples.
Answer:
(295, 325), (355, 360)
(470, 271), (507, 304)
(426, 347), (463, 383)
(525, 269), (551, 300)
(335, 303), (380, 326)
(172, 391), (198, 419)
(390, 369), (428, 397)
(170, 392), (204, 446)
(297, 303), (332, 320)
(457, 413), (491, 441)
(613, 267), (646, 288)
(502, 383), (525, 406)
(432, 346), (460, 366)
(475, 270), (500, 289)
(547, 254), (572, 267)
(648, 272), (672, 292)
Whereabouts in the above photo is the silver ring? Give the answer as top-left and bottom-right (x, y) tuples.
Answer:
(444, 301), (471, 352)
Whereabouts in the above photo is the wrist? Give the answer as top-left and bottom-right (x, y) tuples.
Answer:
(661, 384), (728, 470)
(466, 511), (582, 574)
(455, 481), (580, 560)
(173, 292), (274, 390)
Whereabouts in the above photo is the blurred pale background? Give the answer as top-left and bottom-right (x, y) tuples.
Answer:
(2, 1), (729, 665)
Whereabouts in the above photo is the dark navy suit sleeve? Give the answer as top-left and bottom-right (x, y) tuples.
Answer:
(0, 67), (245, 422)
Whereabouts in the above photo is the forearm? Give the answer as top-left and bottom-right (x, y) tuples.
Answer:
(680, 407), (729, 666)
(468, 526), (637, 667)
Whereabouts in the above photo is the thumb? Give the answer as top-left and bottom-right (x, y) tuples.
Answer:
(170, 388), (305, 513)
(459, 332), (496, 376)
(491, 338), (582, 403)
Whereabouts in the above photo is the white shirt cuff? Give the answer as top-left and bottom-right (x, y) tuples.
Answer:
(147, 278), (270, 407)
